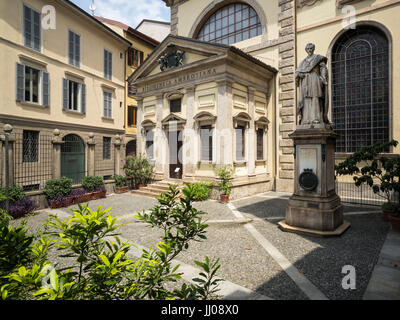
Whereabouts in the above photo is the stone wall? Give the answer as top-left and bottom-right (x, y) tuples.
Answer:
(276, 0), (296, 192)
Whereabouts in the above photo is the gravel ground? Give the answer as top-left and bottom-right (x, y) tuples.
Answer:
(13, 192), (389, 300)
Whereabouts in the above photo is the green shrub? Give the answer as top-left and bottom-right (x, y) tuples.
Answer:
(0, 186), (26, 203)
(113, 175), (128, 188)
(124, 155), (154, 186)
(213, 165), (234, 195)
(0, 186), (222, 300)
(81, 176), (105, 192)
(44, 177), (73, 200)
(186, 181), (213, 201)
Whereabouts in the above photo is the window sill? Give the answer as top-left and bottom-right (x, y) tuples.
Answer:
(18, 100), (48, 109)
(63, 109), (85, 116)
(256, 159), (267, 164)
(234, 160), (247, 165)
(102, 117), (114, 122)
(198, 160), (215, 165)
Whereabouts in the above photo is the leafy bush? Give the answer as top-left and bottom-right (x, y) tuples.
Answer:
(44, 177), (73, 200)
(81, 176), (105, 192)
(124, 155), (154, 187)
(0, 186), (26, 202)
(0, 197), (39, 219)
(213, 165), (234, 195)
(335, 140), (400, 206)
(0, 186), (222, 300)
(113, 175), (128, 188)
(185, 181), (213, 201)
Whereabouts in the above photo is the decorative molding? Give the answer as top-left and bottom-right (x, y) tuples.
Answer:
(297, 0), (322, 7)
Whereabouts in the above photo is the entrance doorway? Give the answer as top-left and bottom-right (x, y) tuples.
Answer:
(61, 134), (86, 184)
(169, 130), (183, 179)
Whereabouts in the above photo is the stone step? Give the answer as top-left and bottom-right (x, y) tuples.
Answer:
(142, 186), (170, 193)
(131, 189), (161, 199)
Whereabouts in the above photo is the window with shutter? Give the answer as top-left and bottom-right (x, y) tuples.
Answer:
(256, 128), (264, 160)
(42, 72), (50, 107)
(103, 91), (112, 118)
(200, 125), (213, 161)
(104, 50), (112, 80)
(68, 30), (81, 67)
(235, 125), (246, 161)
(16, 63), (25, 102)
(23, 5), (41, 51)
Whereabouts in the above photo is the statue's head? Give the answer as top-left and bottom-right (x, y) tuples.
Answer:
(305, 43), (315, 56)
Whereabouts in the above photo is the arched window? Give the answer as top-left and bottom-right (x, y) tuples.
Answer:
(331, 25), (390, 153)
(196, 3), (262, 45)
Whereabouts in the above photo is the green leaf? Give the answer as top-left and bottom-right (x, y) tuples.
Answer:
(50, 269), (59, 291)
(99, 254), (110, 267)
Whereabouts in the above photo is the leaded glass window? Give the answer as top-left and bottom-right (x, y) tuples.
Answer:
(331, 26), (389, 153)
(197, 3), (262, 45)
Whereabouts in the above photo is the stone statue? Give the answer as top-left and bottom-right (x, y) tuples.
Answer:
(295, 43), (329, 126)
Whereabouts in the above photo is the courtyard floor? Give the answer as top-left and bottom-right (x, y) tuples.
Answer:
(21, 191), (400, 300)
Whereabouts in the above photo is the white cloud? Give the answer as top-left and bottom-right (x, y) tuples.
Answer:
(94, 0), (170, 28)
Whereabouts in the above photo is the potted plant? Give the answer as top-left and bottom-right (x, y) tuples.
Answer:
(113, 175), (129, 194)
(44, 177), (73, 209)
(213, 165), (234, 203)
(82, 176), (106, 200)
(0, 186), (39, 218)
(335, 140), (400, 221)
(124, 155), (154, 189)
(389, 210), (400, 231)
(70, 188), (91, 205)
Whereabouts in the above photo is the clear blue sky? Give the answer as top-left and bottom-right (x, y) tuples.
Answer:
(70, 0), (170, 28)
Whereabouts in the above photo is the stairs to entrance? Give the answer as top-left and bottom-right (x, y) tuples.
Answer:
(131, 180), (184, 199)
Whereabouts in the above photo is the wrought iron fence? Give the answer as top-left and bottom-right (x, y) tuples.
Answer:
(335, 181), (399, 206)
(94, 137), (114, 180)
(13, 132), (53, 191)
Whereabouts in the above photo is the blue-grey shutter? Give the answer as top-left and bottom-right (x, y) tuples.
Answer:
(16, 63), (25, 102)
(24, 6), (32, 48)
(108, 51), (112, 80)
(75, 33), (80, 68)
(80, 83), (86, 114)
(62, 78), (69, 110)
(33, 10), (41, 51)
(68, 30), (74, 65)
(104, 50), (107, 78)
(42, 72), (50, 107)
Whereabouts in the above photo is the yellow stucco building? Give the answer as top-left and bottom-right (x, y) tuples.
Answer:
(126, 0), (400, 200)
(0, 0), (131, 190)
(96, 16), (159, 157)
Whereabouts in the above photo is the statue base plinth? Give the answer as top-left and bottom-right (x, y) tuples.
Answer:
(281, 127), (350, 237)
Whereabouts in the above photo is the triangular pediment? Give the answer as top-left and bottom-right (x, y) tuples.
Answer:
(128, 35), (230, 84)
(161, 113), (186, 125)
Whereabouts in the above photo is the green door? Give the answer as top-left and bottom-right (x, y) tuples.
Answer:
(61, 134), (86, 184)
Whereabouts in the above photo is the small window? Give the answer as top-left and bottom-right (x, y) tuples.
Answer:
(23, 5), (41, 51)
(146, 129), (154, 159)
(68, 30), (81, 67)
(170, 99), (181, 113)
(104, 49), (113, 80)
(256, 128), (264, 160)
(103, 91), (112, 118)
(200, 125), (213, 161)
(68, 80), (81, 111)
(128, 48), (144, 67)
(23, 130), (39, 163)
(103, 137), (111, 160)
(127, 105), (137, 127)
(235, 125), (246, 161)
(24, 66), (40, 104)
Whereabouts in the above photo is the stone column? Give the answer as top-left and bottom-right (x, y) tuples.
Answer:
(136, 98), (144, 157)
(1, 124), (15, 188)
(277, 0), (296, 192)
(183, 87), (195, 178)
(155, 94), (165, 178)
(51, 129), (63, 179)
(114, 134), (122, 176)
(87, 133), (96, 177)
(216, 80), (233, 167)
(248, 87), (256, 176)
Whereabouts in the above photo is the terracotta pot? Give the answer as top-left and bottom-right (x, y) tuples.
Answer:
(73, 193), (92, 204)
(115, 186), (129, 194)
(390, 214), (400, 231)
(382, 209), (394, 221)
(220, 194), (230, 203)
(137, 184), (147, 189)
(90, 191), (107, 200)
(49, 201), (62, 209)
(62, 196), (74, 207)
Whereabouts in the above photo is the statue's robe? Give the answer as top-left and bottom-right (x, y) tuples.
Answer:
(295, 54), (329, 125)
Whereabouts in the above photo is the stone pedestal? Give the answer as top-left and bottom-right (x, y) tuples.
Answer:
(278, 127), (350, 236)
